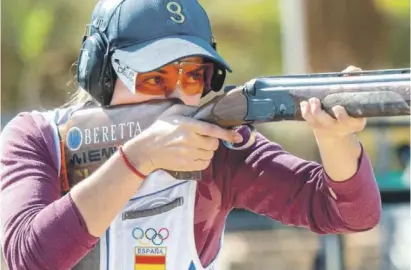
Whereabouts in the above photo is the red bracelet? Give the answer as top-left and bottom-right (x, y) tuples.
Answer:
(118, 145), (146, 179)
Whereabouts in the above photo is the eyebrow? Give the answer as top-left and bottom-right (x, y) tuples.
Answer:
(152, 69), (168, 74)
(187, 66), (206, 73)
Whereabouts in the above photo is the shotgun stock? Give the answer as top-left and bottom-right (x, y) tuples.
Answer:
(58, 68), (410, 188)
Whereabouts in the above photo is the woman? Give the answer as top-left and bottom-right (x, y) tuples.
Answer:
(0, 0), (381, 269)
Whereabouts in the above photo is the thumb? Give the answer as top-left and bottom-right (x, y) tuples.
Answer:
(342, 65), (362, 74)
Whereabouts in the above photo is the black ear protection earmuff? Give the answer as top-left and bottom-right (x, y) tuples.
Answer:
(77, 25), (227, 105)
(77, 24), (116, 106)
(209, 40), (227, 92)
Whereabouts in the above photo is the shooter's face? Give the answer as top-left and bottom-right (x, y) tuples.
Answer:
(111, 56), (211, 106)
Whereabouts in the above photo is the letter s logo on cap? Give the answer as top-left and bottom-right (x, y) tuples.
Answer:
(167, 1), (185, 24)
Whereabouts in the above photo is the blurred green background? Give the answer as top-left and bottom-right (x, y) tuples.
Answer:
(1, 0), (410, 269)
(2, 0), (409, 110)
(2, 0), (410, 163)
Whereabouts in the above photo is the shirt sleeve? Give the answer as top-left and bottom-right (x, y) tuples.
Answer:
(220, 129), (382, 234)
(0, 112), (99, 270)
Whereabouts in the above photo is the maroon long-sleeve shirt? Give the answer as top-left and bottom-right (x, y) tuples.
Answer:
(0, 112), (382, 270)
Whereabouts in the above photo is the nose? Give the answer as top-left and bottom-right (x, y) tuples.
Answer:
(168, 86), (201, 106)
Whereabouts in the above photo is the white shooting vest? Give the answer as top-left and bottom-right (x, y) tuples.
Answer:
(37, 106), (223, 270)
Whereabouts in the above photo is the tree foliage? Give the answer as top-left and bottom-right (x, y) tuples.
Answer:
(2, 0), (409, 114)
(1, 0), (409, 160)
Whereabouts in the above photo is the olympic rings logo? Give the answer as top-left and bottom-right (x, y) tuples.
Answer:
(132, 227), (170, 246)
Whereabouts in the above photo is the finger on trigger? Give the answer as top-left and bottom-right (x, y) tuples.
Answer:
(194, 121), (238, 143)
(195, 135), (220, 151)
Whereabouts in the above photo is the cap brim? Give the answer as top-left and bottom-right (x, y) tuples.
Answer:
(111, 35), (232, 74)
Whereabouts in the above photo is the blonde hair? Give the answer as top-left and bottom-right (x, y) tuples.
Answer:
(61, 88), (94, 108)
(61, 62), (97, 108)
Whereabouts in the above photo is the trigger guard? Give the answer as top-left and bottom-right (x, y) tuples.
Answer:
(222, 125), (256, 150)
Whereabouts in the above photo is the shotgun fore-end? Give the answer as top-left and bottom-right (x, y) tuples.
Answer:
(238, 68), (411, 122)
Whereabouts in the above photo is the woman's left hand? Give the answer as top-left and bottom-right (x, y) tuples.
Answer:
(300, 66), (367, 140)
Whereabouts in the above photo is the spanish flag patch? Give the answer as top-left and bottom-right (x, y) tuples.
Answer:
(135, 247), (167, 270)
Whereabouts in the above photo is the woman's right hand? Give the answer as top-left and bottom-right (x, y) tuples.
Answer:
(122, 104), (243, 175)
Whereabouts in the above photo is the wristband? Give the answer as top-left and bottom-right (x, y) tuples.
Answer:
(118, 145), (146, 179)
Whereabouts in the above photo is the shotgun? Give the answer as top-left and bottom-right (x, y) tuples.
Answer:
(58, 68), (410, 189)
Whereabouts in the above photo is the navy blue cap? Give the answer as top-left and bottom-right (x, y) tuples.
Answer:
(89, 0), (231, 92)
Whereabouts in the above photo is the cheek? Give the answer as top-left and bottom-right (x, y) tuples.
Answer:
(111, 78), (166, 106)
(112, 89), (166, 105)
(133, 92), (166, 102)
(178, 93), (202, 106)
